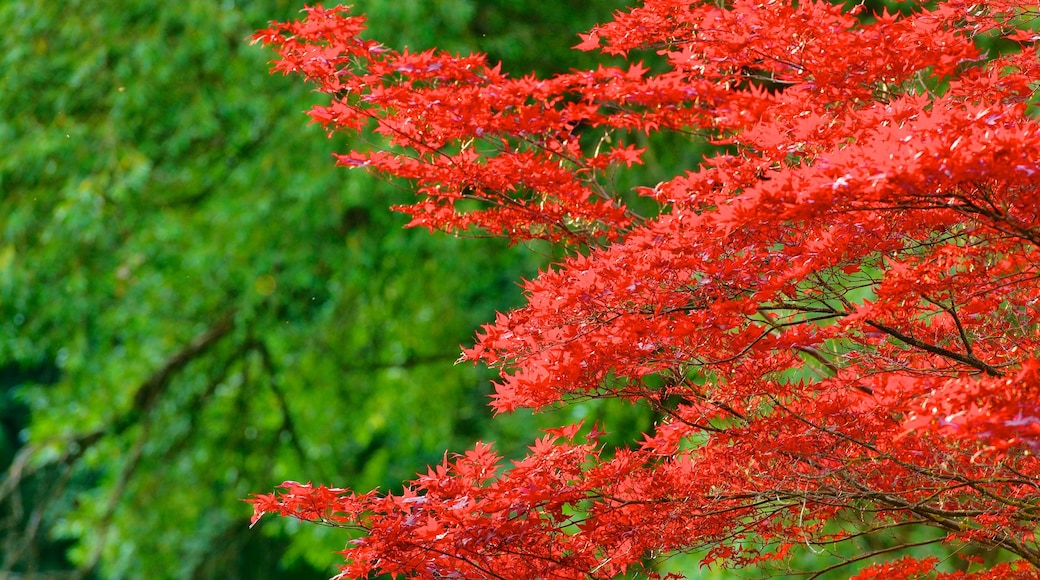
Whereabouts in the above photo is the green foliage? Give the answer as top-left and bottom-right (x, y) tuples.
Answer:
(0, 0), (633, 577)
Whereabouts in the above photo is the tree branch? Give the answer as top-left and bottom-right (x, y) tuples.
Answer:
(865, 319), (1002, 377)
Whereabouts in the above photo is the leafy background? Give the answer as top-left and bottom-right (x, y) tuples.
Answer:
(0, 1), (641, 578)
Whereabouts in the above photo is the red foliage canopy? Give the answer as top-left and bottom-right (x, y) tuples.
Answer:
(250, 1), (1040, 577)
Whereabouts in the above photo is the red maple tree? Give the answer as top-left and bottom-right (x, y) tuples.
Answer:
(249, 1), (1040, 578)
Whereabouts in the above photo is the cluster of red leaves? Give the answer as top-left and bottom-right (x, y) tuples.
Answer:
(251, 0), (1040, 578)
(852, 556), (1040, 579)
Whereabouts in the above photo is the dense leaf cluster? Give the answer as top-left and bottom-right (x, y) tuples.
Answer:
(253, 1), (1040, 578)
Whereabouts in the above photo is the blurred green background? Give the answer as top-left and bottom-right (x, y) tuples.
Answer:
(0, 0), (642, 578)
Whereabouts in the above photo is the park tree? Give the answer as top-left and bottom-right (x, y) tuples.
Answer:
(250, 0), (1040, 578)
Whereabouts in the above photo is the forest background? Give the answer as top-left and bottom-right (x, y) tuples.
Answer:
(0, 0), (650, 578)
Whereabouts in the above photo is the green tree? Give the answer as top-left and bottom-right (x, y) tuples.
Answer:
(0, 1), (633, 578)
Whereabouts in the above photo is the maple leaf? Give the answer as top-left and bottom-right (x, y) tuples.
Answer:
(574, 31), (601, 52)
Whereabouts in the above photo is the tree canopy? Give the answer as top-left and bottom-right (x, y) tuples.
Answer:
(251, 0), (1040, 578)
